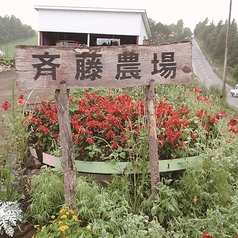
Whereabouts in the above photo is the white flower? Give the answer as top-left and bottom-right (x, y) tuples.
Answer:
(0, 201), (22, 237)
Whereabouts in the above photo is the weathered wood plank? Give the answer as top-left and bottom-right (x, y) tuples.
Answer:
(15, 42), (192, 90)
(55, 82), (77, 209)
(145, 80), (159, 195)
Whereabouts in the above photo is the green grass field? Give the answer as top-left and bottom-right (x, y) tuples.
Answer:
(0, 35), (38, 58)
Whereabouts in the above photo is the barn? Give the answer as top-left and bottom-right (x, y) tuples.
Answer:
(34, 5), (151, 47)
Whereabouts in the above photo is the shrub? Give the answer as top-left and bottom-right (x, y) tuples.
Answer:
(28, 166), (64, 224)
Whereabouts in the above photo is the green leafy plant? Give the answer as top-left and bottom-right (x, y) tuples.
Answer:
(175, 151), (237, 218)
(90, 213), (168, 238)
(164, 136), (238, 237)
(166, 196), (238, 237)
(0, 162), (28, 204)
(27, 143), (238, 237)
(193, 196), (238, 237)
(0, 84), (31, 213)
(0, 56), (14, 66)
(73, 177), (167, 237)
(28, 166), (64, 224)
(74, 176), (103, 221)
(0, 201), (22, 237)
(141, 179), (181, 227)
(0, 86), (29, 167)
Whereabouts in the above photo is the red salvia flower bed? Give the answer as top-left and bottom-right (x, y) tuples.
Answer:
(2, 90), (237, 161)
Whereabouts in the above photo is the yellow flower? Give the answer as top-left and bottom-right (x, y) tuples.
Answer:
(69, 209), (74, 214)
(41, 225), (46, 232)
(58, 225), (69, 232)
(51, 215), (55, 219)
(72, 215), (79, 222)
(60, 214), (67, 219)
(34, 225), (39, 228)
(60, 208), (65, 214)
(193, 196), (198, 203)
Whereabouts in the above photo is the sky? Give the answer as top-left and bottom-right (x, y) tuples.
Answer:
(0, 0), (237, 32)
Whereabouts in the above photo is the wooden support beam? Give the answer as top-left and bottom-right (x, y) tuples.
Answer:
(55, 81), (77, 209)
(145, 80), (160, 195)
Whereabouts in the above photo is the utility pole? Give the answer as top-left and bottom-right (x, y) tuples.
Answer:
(221, 0), (232, 99)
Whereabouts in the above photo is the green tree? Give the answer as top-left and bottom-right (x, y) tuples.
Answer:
(0, 15), (35, 45)
(194, 17), (210, 39)
(212, 23), (226, 63)
(232, 64), (238, 82)
(148, 19), (171, 44)
(204, 23), (216, 52)
(228, 19), (238, 68)
(148, 18), (192, 44)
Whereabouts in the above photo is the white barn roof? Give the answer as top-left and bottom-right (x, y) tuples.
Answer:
(34, 5), (151, 45)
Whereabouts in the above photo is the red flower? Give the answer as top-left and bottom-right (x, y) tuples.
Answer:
(193, 87), (202, 93)
(179, 104), (190, 115)
(209, 117), (217, 124)
(71, 120), (80, 130)
(180, 141), (185, 148)
(72, 133), (80, 144)
(111, 142), (119, 149)
(230, 128), (238, 134)
(96, 113), (105, 119)
(228, 119), (237, 127)
(39, 125), (50, 135)
(196, 95), (202, 101)
(120, 132), (128, 143)
(202, 232), (213, 238)
(196, 110), (204, 119)
(202, 96), (212, 103)
(215, 111), (227, 119)
(17, 94), (26, 105)
(86, 138), (94, 144)
(1, 101), (11, 111)
(30, 117), (41, 125)
(53, 133), (59, 139)
(86, 120), (100, 129)
(106, 130), (117, 139)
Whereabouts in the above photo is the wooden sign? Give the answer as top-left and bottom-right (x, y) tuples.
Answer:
(15, 42), (192, 91)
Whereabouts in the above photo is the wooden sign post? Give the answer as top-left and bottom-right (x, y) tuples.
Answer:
(55, 81), (77, 208)
(145, 80), (159, 195)
(15, 42), (192, 199)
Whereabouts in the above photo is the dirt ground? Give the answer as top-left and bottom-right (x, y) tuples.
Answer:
(0, 67), (54, 105)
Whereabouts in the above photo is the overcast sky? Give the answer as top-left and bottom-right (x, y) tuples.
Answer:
(0, 0), (237, 31)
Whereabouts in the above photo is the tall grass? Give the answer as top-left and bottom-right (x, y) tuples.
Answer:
(0, 35), (38, 58)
